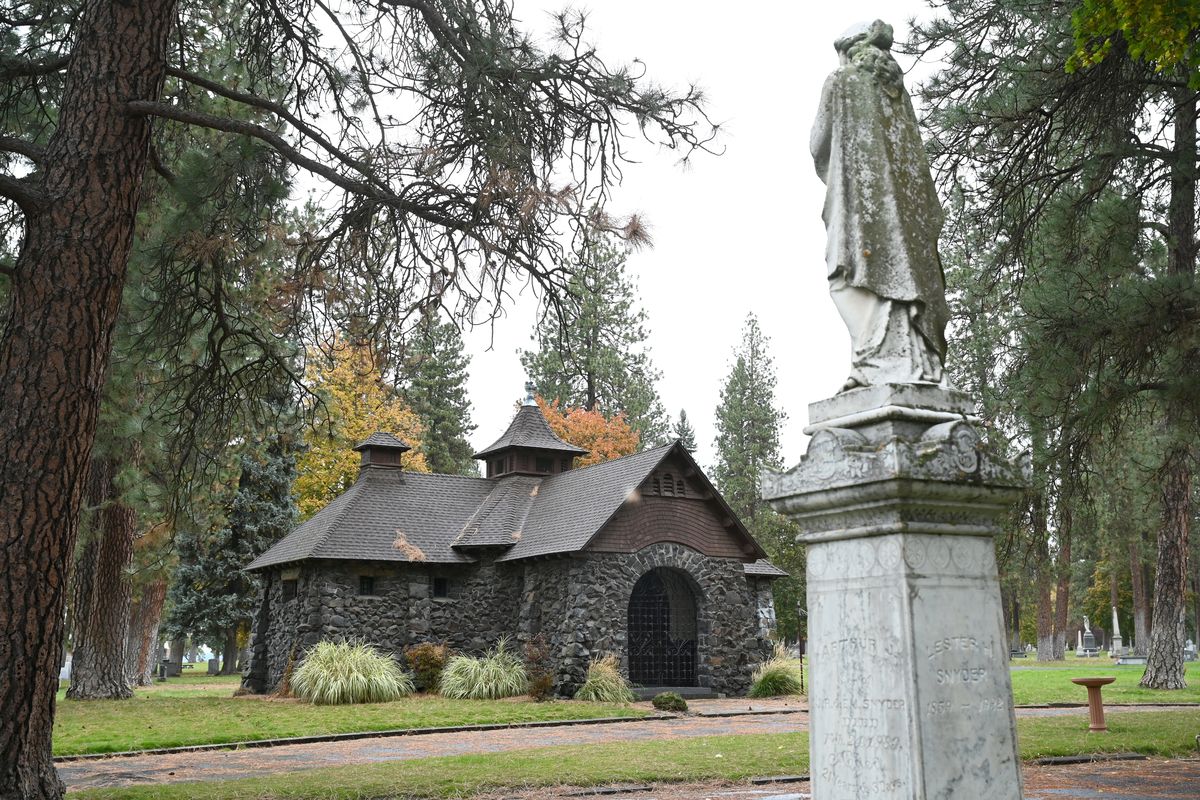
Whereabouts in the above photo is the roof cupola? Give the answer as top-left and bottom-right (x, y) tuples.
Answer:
(354, 432), (412, 469)
(474, 382), (588, 478)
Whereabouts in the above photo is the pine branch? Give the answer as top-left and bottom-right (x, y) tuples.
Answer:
(124, 100), (460, 230)
(0, 172), (44, 213)
(0, 54), (70, 80)
(0, 135), (45, 162)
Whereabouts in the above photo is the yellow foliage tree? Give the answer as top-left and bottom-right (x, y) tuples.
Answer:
(536, 396), (639, 468)
(294, 342), (428, 518)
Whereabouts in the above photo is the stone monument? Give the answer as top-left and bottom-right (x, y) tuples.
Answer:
(762, 19), (1026, 800)
(1081, 616), (1098, 656)
(1110, 606), (1123, 655)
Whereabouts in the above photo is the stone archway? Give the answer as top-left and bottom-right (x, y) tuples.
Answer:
(627, 567), (698, 686)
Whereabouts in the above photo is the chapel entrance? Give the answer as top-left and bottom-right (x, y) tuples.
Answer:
(627, 567), (698, 686)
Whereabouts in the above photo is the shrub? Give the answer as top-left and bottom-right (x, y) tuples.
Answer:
(524, 634), (555, 702)
(749, 643), (803, 698)
(404, 641), (451, 692)
(652, 691), (688, 712)
(291, 641), (414, 705)
(439, 638), (528, 699)
(574, 655), (635, 703)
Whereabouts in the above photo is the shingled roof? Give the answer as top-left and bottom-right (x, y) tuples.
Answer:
(246, 470), (492, 570)
(249, 440), (777, 574)
(353, 432), (412, 452)
(473, 403), (588, 459)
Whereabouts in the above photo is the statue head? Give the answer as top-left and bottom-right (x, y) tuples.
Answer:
(834, 20), (903, 97)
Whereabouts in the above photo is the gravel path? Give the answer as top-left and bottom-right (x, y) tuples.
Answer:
(59, 703), (1195, 792)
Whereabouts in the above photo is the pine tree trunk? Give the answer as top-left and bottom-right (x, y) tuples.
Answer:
(1052, 511), (1072, 659)
(1141, 85), (1196, 690)
(168, 639), (185, 672)
(66, 459), (135, 700)
(127, 579), (167, 687)
(222, 627), (240, 675)
(1130, 539), (1152, 656)
(1141, 449), (1191, 688)
(1030, 492), (1056, 661)
(0, 1), (174, 795)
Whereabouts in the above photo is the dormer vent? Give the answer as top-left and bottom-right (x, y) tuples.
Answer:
(353, 432), (412, 469)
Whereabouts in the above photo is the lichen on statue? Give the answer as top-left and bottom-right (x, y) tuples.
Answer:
(810, 19), (951, 391)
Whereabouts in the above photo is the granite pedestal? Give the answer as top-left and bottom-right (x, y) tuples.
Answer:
(763, 385), (1027, 800)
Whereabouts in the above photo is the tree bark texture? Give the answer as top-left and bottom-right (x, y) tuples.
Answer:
(1130, 538), (1153, 655)
(1030, 493), (1056, 660)
(222, 626), (240, 675)
(1142, 449), (1192, 688)
(1141, 85), (1196, 690)
(0, 0), (175, 796)
(66, 458), (135, 700)
(1052, 509), (1072, 659)
(126, 578), (167, 686)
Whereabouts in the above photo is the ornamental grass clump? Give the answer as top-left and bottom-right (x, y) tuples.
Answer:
(574, 655), (635, 704)
(439, 638), (528, 699)
(749, 642), (804, 698)
(291, 641), (414, 705)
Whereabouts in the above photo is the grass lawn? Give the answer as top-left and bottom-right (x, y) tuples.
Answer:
(72, 709), (1200, 800)
(54, 674), (644, 756)
(1008, 661), (1200, 705)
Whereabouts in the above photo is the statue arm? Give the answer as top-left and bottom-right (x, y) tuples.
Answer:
(810, 74), (836, 184)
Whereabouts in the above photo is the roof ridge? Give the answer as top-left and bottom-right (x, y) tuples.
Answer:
(404, 470), (489, 483)
(551, 441), (675, 476)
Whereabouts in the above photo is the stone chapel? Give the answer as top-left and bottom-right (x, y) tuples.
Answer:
(243, 386), (784, 696)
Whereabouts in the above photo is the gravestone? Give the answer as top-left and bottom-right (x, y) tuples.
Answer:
(1110, 606), (1124, 656)
(762, 19), (1026, 800)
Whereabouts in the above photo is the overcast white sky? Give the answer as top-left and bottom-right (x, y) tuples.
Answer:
(463, 0), (935, 471)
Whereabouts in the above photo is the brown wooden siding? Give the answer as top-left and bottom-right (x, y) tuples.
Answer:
(587, 495), (752, 558)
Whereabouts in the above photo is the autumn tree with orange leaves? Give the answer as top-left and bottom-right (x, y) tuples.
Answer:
(536, 396), (639, 467)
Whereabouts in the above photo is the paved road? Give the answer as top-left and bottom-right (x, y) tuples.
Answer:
(58, 703), (1195, 792)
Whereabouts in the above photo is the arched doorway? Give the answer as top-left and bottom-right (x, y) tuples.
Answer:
(627, 567), (698, 686)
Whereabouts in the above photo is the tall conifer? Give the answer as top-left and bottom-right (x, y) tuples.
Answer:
(711, 315), (804, 639)
(402, 320), (477, 476)
(521, 236), (668, 445)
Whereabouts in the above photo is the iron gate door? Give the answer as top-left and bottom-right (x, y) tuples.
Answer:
(627, 570), (696, 686)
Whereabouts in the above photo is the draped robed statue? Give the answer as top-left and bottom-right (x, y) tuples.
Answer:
(811, 20), (951, 391)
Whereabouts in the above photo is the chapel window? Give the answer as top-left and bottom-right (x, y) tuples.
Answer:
(281, 579), (298, 601)
(535, 456), (553, 473)
(358, 576), (377, 596)
(433, 577), (450, 598)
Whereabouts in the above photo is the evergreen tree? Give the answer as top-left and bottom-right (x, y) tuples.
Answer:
(164, 419), (299, 672)
(672, 409), (698, 452)
(711, 315), (805, 639)
(521, 236), (668, 444)
(712, 315), (785, 521)
(911, 0), (1198, 688)
(401, 320), (477, 476)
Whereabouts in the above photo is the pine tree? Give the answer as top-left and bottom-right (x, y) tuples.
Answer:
(672, 410), (697, 452)
(711, 315), (805, 640)
(401, 320), (477, 476)
(712, 315), (785, 522)
(521, 236), (668, 445)
(164, 424), (299, 671)
(911, 0), (1198, 688)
